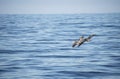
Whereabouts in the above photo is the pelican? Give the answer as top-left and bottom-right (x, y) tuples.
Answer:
(72, 34), (95, 47)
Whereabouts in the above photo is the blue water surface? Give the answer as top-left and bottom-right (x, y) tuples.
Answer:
(0, 14), (120, 79)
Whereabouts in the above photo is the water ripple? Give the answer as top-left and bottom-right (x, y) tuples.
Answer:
(0, 14), (120, 79)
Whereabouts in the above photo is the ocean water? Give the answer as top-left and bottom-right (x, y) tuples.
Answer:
(0, 14), (120, 79)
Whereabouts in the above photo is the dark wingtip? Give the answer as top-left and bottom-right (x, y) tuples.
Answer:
(92, 34), (96, 36)
(72, 45), (74, 47)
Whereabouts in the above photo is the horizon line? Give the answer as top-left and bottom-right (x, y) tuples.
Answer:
(0, 12), (120, 15)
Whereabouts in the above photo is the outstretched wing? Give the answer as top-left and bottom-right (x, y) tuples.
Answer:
(78, 39), (86, 47)
(72, 41), (77, 47)
(86, 34), (95, 41)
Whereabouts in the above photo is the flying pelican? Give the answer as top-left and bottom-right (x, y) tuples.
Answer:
(72, 34), (95, 47)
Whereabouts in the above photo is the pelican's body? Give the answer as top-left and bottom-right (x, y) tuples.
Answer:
(72, 34), (95, 47)
(72, 36), (84, 47)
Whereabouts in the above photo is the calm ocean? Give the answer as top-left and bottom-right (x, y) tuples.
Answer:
(0, 14), (120, 79)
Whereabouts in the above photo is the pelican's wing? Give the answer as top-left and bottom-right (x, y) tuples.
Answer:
(78, 39), (86, 47)
(72, 41), (77, 47)
(86, 34), (95, 41)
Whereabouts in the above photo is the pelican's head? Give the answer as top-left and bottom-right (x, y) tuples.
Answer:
(79, 36), (84, 39)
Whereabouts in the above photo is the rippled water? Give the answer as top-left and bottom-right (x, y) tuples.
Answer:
(0, 14), (120, 79)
